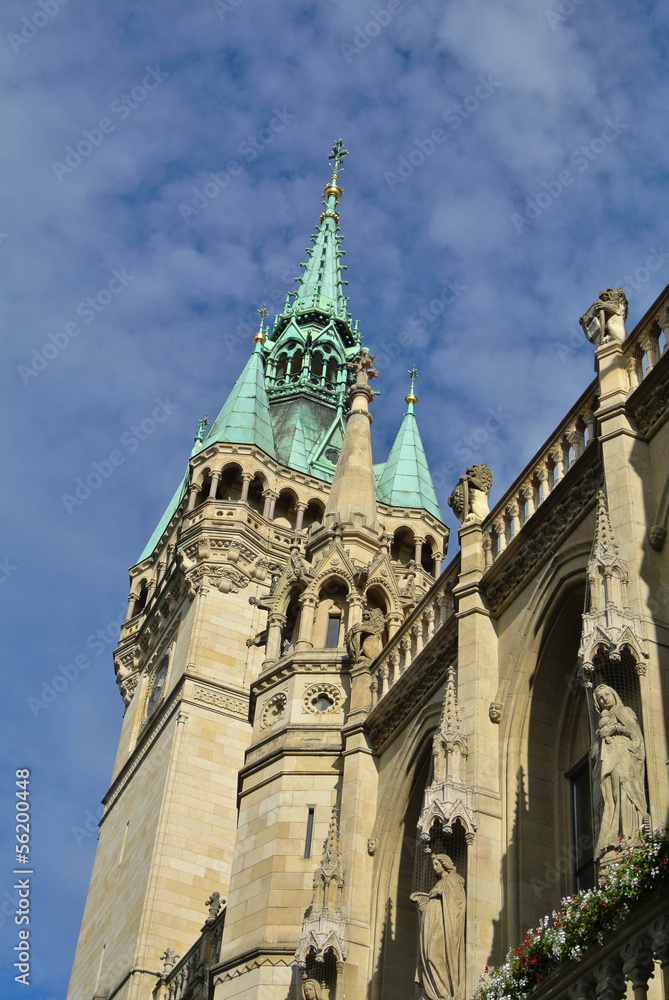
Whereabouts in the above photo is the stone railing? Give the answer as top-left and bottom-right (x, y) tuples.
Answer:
(528, 895), (668, 1000)
(482, 382), (599, 567)
(156, 906), (225, 1000)
(370, 566), (458, 705)
(621, 297), (668, 393)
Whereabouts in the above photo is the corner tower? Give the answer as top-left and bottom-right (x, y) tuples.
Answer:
(67, 143), (448, 1000)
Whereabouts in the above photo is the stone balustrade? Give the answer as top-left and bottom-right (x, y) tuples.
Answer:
(623, 313), (667, 393)
(482, 384), (599, 567)
(157, 905), (225, 1000)
(527, 897), (669, 1000)
(370, 569), (457, 705)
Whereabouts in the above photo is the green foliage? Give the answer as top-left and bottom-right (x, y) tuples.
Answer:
(475, 829), (669, 1000)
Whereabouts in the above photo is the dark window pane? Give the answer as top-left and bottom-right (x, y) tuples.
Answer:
(325, 615), (340, 648)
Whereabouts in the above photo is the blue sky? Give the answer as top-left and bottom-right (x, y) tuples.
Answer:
(1, 1), (668, 996)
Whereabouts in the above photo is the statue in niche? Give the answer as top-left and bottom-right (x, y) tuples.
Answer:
(592, 683), (648, 859)
(411, 854), (466, 1000)
(302, 979), (324, 1000)
(448, 465), (493, 523)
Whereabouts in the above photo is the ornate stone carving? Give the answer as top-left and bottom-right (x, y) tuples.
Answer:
(418, 667), (477, 847)
(592, 683), (649, 862)
(302, 683), (343, 716)
(488, 701), (502, 724)
(485, 464), (603, 615)
(259, 691), (287, 730)
(295, 806), (347, 969)
(205, 891), (224, 922)
(411, 854), (466, 1000)
(632, 370), (669, 436)
(578, 490), (649, 679)
(580, 287), (628, 345)
(367, 626), (458, 751)
(448, 464), (493, 523)
(344, 607), (385, 666)
(192, 686), (247, 719)
(649, 524), (666, 550)
(160, 946), (180, 976)
(367, 838), (378, 856)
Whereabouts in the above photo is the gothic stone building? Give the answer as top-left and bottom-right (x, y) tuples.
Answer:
(68, 149), (669, 1000)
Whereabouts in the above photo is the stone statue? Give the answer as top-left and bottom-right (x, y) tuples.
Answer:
(345, 607), (385, 665)
(580, 287), (628, 345)
(411, 854), (466, 1000)
(592, 683), (648, 859)
(448, 465), (493, 523)
(302, 979), (324, 1000)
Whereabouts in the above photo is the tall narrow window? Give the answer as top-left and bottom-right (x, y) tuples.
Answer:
(325, 614), (341, 648)
(304, 807), (315, 858)
(570, 760), (595, 892)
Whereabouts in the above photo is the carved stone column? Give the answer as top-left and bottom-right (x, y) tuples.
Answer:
(125, 592), (138, 621)
(240, 473), (253, 502)
(295, 503), (306, 533)
(414, 536), (424, 565)
(294, 595), (316, 651)
(493, 518), (506, 553)
(521, 483), (536, 519)
(550, 446), (565, 484)
(536, 466), (550, 503)
(650, 912), (669, 1000)
(265, 613), (286, 662)
(187, 484), (199, 512)
(622, 936), (655, 1000)
(386, 612), (403, 640)
(433, 551), (443, 576)
(208, 469), (222, 499)
(506, 502), (520, 538)
(595, 957), (626, 1000)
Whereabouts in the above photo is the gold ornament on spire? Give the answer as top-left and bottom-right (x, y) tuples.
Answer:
(405, 366), (419, 405)
(253, 305), (268, 344)
(323, 137), (347, 204)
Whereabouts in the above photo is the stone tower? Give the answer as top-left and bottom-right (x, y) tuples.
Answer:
(67, 141), (447, 1000)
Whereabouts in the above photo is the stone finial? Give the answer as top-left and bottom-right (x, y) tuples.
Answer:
(448, 464), (493, 523)
(205, 891), (223, 921)
(295, 804), (348, 969)
(578, 490), (649, 681)
(580, 287), (628, 345)
(159, 946), (179, 976)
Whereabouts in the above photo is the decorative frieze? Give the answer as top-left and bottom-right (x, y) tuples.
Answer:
(192, 686), (247, 719)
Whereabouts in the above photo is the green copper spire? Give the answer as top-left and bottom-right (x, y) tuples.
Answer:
(197, 335), (276, 458)
(291, 138), (350, 318)
(376, 369), (442, 521)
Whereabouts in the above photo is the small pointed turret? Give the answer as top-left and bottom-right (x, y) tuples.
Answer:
(198, 322), (276, 459)
(376, 368), (442, 521)
(324, 349), (379, 529)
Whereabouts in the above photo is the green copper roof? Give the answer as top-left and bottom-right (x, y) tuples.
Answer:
(137, 472), (188, 564)
(375, 403), (442, 521)
(197, 345), (276, 459)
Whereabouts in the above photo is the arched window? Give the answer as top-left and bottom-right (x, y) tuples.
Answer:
(290, 350), (303, 381)
(310, 352), (324, 383)
(218, 464), (243, 502)
(247, 474), (265, 514)
(273, 490), (297, 530)
(325, 356), (338, 385)
(275, 353), (288, 382)
(302, 500), (325, 532)
(391, 527), (414, 566)
(313, 581), (349, 648)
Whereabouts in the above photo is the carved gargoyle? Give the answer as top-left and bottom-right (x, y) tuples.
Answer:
(448, 464), (493, 523)
(580, 287), (628, 345)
